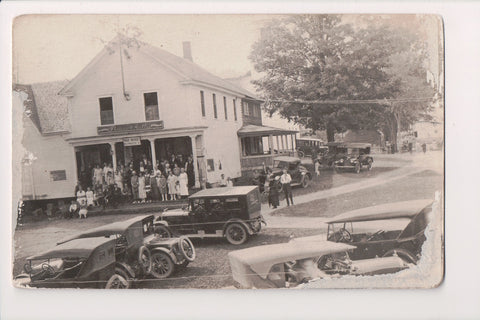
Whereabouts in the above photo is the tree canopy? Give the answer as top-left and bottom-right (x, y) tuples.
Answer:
(250, 14), (437, 143)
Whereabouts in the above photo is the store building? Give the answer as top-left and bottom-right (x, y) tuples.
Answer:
(14, 37), (296, 202)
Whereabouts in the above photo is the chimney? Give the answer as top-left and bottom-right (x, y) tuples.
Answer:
(183, 41), (193, 62)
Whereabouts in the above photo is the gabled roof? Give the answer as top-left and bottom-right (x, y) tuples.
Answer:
(13, 80), (70, 134)
(59, 36), (259, 100)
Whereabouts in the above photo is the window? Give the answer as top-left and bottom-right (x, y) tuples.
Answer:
(200, 91), (206, 117)
(243, 101), (249, 115)
(212, 94), (218, 119)
(223, 96), (228, 120)
(99, 97), (114, 125)
(233, 99), (237, 121)
(143, 92), (159, 121)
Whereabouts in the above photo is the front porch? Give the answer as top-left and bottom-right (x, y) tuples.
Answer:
(238, 124), (297, 175)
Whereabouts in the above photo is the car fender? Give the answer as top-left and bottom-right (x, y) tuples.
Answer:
(223, 219), (254, 236)
(154, 220), (169, 227)
(150, 247), (178, 263)
(115, 261), (136, 279)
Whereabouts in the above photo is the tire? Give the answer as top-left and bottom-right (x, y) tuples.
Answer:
(298, 151), (305, 158)
(150, 251), (175, 279)
(105, 274), (129, 289)
(138, 246), (152, 274)
(367, 159), (373, 171)
(301, 175), (310, 188)
(225, 223), (248, 245)
(154, 225), (172, 238)
(355, 163), (361, 174)
(383, 248), (418, 264)
(179, 236), (196, 262)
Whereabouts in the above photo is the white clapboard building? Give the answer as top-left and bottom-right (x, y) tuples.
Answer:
(13, 37), (296, 202)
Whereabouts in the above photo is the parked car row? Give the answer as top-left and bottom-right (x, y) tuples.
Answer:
(15, 186), (436, 289)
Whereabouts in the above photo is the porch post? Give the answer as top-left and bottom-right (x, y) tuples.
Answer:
(190, 134), (200, 188)
(281, 134), (285, 152)
(148, 138), (157, 170)
(276, 135), (280, 154)
(109, 142), (117, 172)
(268, 134), (274, 156)
(291, 134), (295, 151)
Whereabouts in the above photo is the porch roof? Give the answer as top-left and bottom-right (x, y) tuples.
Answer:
(237, 124), (297, 137)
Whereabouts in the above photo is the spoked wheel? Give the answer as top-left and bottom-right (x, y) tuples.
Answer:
(154, 225), (172, 238)
(179, 236), (196, 262)
(225, 223), (248, 245)
(138, 246), (152, 274)
(150, 251), (174, 279)
(297, 151), (305, 158)
(301, 175), (310, 188)
(105, 274), (129, 289)
(355, 163), (361, 174)
(367, 159), (373, 171)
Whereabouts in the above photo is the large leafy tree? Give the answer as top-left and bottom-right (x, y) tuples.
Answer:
(250, 14), (436, 144)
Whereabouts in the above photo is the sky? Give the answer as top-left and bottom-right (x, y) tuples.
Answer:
(13, 14), (285, 84)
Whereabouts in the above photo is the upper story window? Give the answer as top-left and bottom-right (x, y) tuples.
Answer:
(213, 93), (218, 119)
(242, 101), (249, 115)
(200, 91), (206, 117)
(223, 96), (228, 120)
(233, 99), (237, 121)
(144, 92), (159, 121)
(99, 97), (114, 125)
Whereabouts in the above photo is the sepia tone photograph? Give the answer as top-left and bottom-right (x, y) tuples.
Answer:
(11, 13), (444, 290)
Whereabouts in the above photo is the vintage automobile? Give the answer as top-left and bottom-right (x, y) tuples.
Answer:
(324, 199), (434, 263)
(154, 186), (265, 245)
(14, 237), (130, 289)
(270, 156), (312, 189)
(332, 142), (374, 173)
(296, 137), (324, 158)
(58, 215), (195, 279)
(228, 240), (410, 289)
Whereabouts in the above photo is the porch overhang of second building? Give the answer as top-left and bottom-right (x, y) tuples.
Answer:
(237, 124), (298, 172)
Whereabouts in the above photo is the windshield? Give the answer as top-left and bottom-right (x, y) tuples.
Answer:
(274, 160), (288, 169)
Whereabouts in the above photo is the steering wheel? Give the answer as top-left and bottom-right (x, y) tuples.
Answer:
(337, 228), (352, 242)
(367, 230), (385, 241)
(41, 263), (56, 276)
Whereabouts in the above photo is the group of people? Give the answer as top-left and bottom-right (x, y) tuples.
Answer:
(259, 168), (294, 209)
(73, 154), (195, 214)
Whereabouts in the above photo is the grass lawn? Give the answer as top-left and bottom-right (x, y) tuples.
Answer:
(271, 169), (443, 218)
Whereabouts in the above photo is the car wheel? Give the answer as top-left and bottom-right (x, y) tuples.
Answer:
(301, 175), (310, 188)
(154, 225), (172, 238)
(355, 163), (361, 174)
(150, 252), (175, 279)
(105, 274), (129, 289)
(225, 223), (248, 245)
(298, 151), (305, 158)
(367, 159), (373, 171)
(383, 248), (418, 264)
(179, 236), (196, 262)
(138, 246), (152, 274)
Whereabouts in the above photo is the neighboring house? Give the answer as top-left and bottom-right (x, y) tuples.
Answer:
(14, 37), (295, 202)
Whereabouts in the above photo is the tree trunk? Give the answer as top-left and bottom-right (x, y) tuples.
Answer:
(326, 123), (335, 142)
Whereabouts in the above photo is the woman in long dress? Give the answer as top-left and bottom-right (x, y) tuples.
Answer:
(167, 171), (178, 200)
(158, 173), (168, 201)
(178, 168), (189, 198)
(138, 172), (147, 203)
(114, 168), (123, 192)
(151, 171), (160, 201)
(93, 164), (103, 186)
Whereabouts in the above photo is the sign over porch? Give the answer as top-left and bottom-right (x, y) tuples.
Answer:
(97, 120), (164, 136)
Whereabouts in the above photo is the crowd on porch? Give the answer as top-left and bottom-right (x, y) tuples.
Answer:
(74, 152), (196, 210)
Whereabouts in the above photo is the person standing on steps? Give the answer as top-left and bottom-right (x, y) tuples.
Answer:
(280, 167), (294, 206)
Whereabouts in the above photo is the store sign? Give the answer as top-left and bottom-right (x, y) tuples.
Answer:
(97, 120), (164, 136)
(123, 137), (141, 146)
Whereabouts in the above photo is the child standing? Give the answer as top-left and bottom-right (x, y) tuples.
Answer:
(167, 171), (178, 200)
(158, 173), (168, 201)
(86, 187), (94, 207)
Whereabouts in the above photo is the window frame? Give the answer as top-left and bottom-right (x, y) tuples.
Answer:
(98, 96), (115, 126)
(200, 90), (206, 117)
(212, 93), (218, 119)
(223, 96), (228, 120)
(143, 91), (160, 122)
(233, 99), (238, 121)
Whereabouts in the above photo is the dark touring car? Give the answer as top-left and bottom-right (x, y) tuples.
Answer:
(154, 186), (265, 245)
(57, 215), (195, 280)
(14, 237), (128, 289)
